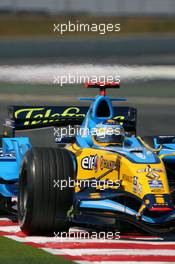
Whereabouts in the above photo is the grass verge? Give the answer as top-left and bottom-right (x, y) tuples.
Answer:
(0, 236), (73, 264)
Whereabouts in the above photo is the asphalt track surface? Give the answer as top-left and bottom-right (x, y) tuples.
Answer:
(0, 35), (175, 62)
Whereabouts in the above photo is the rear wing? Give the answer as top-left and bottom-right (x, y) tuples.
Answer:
(85, 82), (120, 96)
(3, 105), (137, 137)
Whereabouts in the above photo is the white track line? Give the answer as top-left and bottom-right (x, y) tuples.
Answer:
(41, 248), (175, 256)
(75, 262), (175, 264)
(5, 234), (172, 244)
(0, 217), (17, 221)
(0, 226), (20, 232)
(0, 64), (175, 84)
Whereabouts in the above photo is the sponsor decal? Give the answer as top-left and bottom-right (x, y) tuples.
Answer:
(81, 155), (98, 171)
(122, 174), (132, 183)
(100, 155), (121, 171)
(137, 165), (162, 180)
(137, 166), (162, 174)
(14, 106), (85, 126)
(89, 193), (101, 198)
(146, 172), (160, 180)
(138, 183), (142, 195)
(148, 180), (163, 189)
(133, 176), (142, 195)
(159, 136), (174, 138)
(155, 195), (165, 205)
(113, 115), (125, 125)
(151, 189), (163, 193)
(133, 176), (138, 192)
(14, 106), (126, 127)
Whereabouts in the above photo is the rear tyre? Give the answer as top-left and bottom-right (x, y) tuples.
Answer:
(18, 147), (74, 235)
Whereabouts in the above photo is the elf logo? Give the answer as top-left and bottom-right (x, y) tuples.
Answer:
(81, 155), (98, 171)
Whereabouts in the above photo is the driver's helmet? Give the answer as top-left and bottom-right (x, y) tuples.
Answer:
(92, 120), (125, 146)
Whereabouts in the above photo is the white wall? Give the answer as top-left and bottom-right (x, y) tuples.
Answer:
(0, 0), (174, 15)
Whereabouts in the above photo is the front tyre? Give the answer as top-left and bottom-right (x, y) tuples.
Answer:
(18, 147), (74, 235)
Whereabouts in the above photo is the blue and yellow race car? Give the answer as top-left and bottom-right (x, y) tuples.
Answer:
(1, 82), (175, 235)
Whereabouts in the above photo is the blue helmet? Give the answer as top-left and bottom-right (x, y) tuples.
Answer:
(92, 120), (125, 146)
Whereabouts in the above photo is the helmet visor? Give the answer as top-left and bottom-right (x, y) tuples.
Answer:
(94, 134), (124, 144)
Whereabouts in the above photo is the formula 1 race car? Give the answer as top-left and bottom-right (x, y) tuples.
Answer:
(1, 82), (175, 235)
